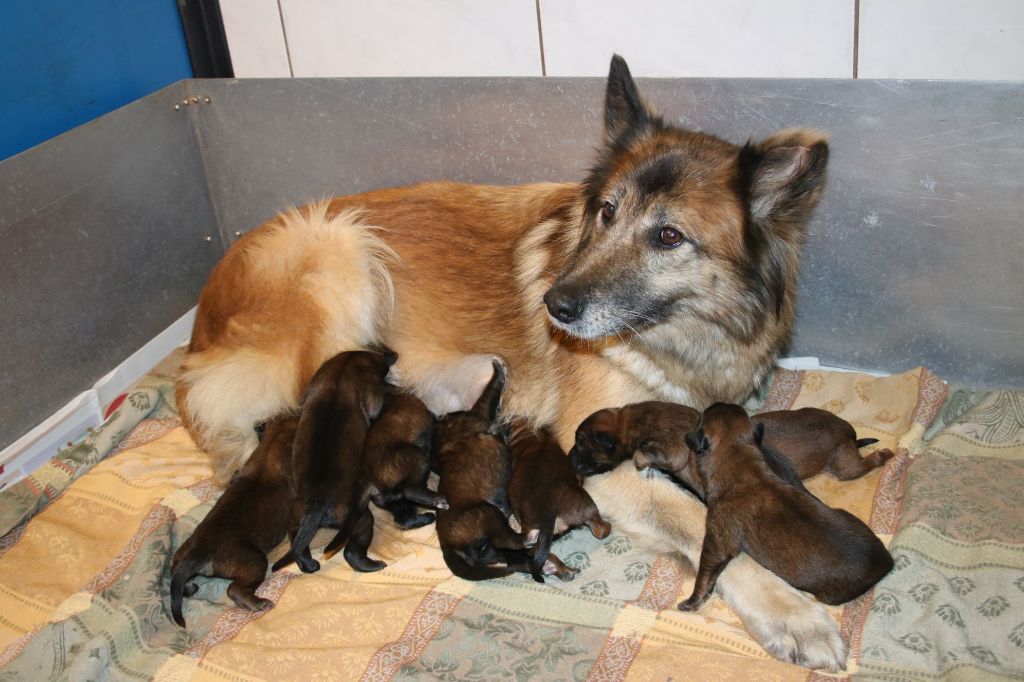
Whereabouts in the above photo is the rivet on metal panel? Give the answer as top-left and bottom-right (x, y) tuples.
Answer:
(233, 230), (242, 237)
(204, 236), (213, 242)
(204, 96), (212, 104)
(173, 104), (180, 111)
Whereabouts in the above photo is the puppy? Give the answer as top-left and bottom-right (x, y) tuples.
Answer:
(322, 390), (447, 561)
(433, 360), (532, 580)
(677, 403), (893, 611)
(170, 415), (299, 626)
(272, 349), (395, 574)
(508, 425), (611, 582)
(573, 402), (892, 497)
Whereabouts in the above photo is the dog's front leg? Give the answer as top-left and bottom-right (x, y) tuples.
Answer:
(586, 463), (846, 671)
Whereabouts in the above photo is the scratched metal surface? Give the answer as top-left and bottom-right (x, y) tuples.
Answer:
(0, 82), (223, 451)
(1, 78), (1020, 452)
(189, 77), (1023, 387)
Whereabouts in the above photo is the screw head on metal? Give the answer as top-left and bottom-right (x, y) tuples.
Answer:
(234, 230), (242, 237)
(204, 236), (213, 242)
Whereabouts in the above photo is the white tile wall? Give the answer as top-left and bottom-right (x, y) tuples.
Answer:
(279, 0), (542, 77)
(219, 0), (1024, 80)
(858, 0), (1024, 80)
(220, 0), (292, 77)
(540, 0), (855, 78)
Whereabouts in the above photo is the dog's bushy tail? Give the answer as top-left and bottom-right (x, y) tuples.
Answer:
(855, 437), (880, 449)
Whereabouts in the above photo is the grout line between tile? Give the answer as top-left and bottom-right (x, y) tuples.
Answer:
(277, 0), (295, 78)
(535, 0), (547, 76)
(853, 0), (860, 78)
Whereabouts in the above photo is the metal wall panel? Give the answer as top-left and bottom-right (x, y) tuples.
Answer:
(0, 82), (223, 450)
(188, 77), (1023, 388)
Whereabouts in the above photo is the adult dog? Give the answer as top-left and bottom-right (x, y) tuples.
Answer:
(177, 56), (841, 668)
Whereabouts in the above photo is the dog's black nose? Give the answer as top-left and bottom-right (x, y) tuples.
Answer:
(544, 289), (584, 324)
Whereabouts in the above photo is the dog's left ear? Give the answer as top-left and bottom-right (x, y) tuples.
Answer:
(604, 55), (655, 142)
(739, 129), (829, 235)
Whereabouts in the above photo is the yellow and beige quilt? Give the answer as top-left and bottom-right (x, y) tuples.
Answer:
(2, 363), (1022, 680)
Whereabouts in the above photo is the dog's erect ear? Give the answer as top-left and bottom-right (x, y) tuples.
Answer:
(604, 55), (652, 142)
(752, 422), (765, 445)
(739, 129), (829, 234)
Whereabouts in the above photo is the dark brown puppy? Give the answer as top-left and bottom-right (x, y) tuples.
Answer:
(571, 402), (892, 496)
(508, 425), (611, 582)
(322, 390), (448, 561)
(433, 360), (532, 580)
(677, 403), (893, 611)
(272, 349), (395, 574)
(170, 415), (299, 627)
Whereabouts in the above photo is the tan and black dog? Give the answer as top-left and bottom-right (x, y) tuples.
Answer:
(322, 390), (447, 562)
(677, 403), (893, 611)
(433, 360), (532, 580)
(571, 402), (892, 497)
(272, 349), (395, 574)
(170, 415), (299, 626)
(508, 425), (610, 582)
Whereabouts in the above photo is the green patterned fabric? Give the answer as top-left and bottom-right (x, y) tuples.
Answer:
(0, 373), (180, 540)
(856, 388), (1024, 680)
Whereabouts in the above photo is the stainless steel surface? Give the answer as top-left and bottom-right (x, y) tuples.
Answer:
(190, 77), (1024, 388)
(1, 76), (1021, 452)
(0, 82), (223, 450)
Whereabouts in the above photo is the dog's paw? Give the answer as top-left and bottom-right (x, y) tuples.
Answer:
(435, 498), (450, 511)
(753, 605), (847, 672)
(297, 558), (321, 574)
(676, 596), (703, 612)
(507, 514), (522, 533)
(251, 597), (275, 612)
(716, 555), (847, 671)
(398, 512), (435, 530)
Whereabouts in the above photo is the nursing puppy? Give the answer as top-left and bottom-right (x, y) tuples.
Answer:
(433, 360), (532, 580)
(273, 349), (395, 574)
(170, 415), (299, 627)
(573, 402), (891, 496)
(322, 390), (447, 562)
(178, 55), (847, 668)
(508, 425), (610, 582)
(677, 403), (893, 611)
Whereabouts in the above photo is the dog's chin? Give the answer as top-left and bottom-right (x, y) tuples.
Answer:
(546, 313), (628, 341)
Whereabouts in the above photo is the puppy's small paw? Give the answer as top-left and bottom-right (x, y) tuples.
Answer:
(252, 597), (275, 612)
(524, 529), (540, 547)
(435, 498), (450, 510)
(677, 597), (703, 612)
(507, 515), (522, 533)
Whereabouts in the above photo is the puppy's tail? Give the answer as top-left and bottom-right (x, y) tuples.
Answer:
(442, 547), (518, 581)
(271, 507), (325, 572)
(855, 437), (880, 449)
(528, 518), (557, 584)
(321, 509), (359, 560)
(169, 557), (198, 628)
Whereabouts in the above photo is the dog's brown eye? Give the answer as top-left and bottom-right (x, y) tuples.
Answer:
(600, 202), (616, 223)
(659, 226), (684, 247)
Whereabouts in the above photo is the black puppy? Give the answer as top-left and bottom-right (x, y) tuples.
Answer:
(170, 415), (299, 626)
(322, 390), (448, 562)
(432, 360), (532, 580)
(677, 403), (894, 611)
(508, 425), (610, 582)
(272, 349), (395, 574)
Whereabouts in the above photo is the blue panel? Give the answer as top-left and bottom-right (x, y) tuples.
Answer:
(0, 0), (193, 160)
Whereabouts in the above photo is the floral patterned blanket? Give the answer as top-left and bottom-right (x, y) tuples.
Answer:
(1, 363), (1022, 681)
